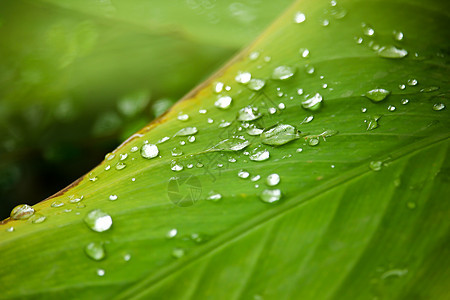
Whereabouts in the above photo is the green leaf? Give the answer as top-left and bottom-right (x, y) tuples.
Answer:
(1, 0), (449, 299)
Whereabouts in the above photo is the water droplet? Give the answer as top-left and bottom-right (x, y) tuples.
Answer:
(308, 137), (320, 146)
(30, 213), (46, 224)
(175, 127), (198, 136)
(124, 254), (131, 261)
(296, 148), (303, 152)
(171, 161), (184, 172)
(305, 65), (315, 75)
(398, 84), (406, 90)
(130, 146), (139, 152)
(51, 201), (64, 208)
(109, 195), (118, 201)
(393, 30), (404, 41)
(238, 170), (250, 179)
(215, 96), (233, 109)
(401, 99), (409, 105)
(299, 48), (309, 58)
(207, 137), (250, 152)
(362, 23), (375, 36)
(219, 120), (232, 128)
(237, 106), (262, 121)
(302, 93), (323, 110)
(247, 127), (264, 136)
(172, 248), (185, 258)
(297, 88), (304, 95)
(235, 71), (252, 84)
(407, 78), (418, 86)
(247, 79), (266, 91)
(157, 136), (170, 144)
(177, 113), (189, 121)
(266, 174), (280, 186)
(272, 66), (296, 80)
(420, 86), (439, 93)
(119, 153), (128, 161)
(84, 209), (113, 232)
(261, 124), (300, 146)
(249, 147), (270, 162)
(141, 144), (159, 159)
(69, 194), (84, 203)
(369, 161), (382, 171)
(251, 175), (261, 182)
(116, 162), (126, 170)
(85, 242), (105, 261)
(278, 103), (286, 110)
(207, 191), (222, 202)
(249, 51), (260, 61)
(6, 226), (14, 232)
(294, 11), (306, 23)
(366, 115), (381, 131)
(166, 228), (178, 238)
(199, 109), (207, 114)
(188, 136), (196, 143)
(381, 269), (408, 280)
(377, 46), (408, 59)
(301, 115), (314, 124)
(105, 165), (111, 171)
(171, 148), (183, 157)
(88, 173), (98, 182)
(268, 107), (277, 114)
(321, 19), (330, 26)
(365, 88), (390, 102)
(97, 269), (105, 276)
(105, 153), (115, 161)
(260, 189), (282, 203)
(388, 105), (396, 112)
(214, 82), (224, 93)
(432, 103), (445, 111)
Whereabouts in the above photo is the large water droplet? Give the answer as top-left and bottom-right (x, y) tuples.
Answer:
(141, 144), (159, 159)
(302, 93), (323, 111)
(249, 147), (270, 162)
(207, 137), (250, 152)
(260, 189), (282, 203)
(84, 209), (113, 232)
(272, 66), (296, 80)
(377, 46), (408, 59)
(215, 96), (233, 109)
(365, 88), (390, 102)
(176, 127), (198, 136)
(237, 106), (262, 121)
(266, 174), (280, 186)
(10, 204), (35, 220)
(85, 242), (105, 261)
(261, 124), (300, 146)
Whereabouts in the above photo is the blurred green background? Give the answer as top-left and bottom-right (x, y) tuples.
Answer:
(0, 0), (292, 219)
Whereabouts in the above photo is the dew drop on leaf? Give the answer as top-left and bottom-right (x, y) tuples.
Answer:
(369, 161), (382, 171)
(115, 162), (127, 170)
(293, 11), (306, 23)
(97, 269), (105, 277)
(207, 137), (250, 152)
(388, 105), (396, 112)
(175, 127), (198, 136)
(272, 65), (296, 80)
(302, 93), (323, 110)
(308, 137), (320, 146)
(235, 71), (252, 84)
(401, 99), (409, 105)
(261, 124), (300, 146)
(260, 189), (282, 203)
(247, 79), (266, 91)
(85, 242), (105, 261)
(407, 78), (418, 86)
(299, 48), (309, 58)
(130, 146), (139, 152)
(30, 213), (46, 224)
(238, 170), (250, 179)
(109, 195), (118, 201)
(84, 209), (113, 232)
(249, 148), (270, 162)
(365, 88), (390, 102)
(140, 144), (159, 159)
(171, 161), (184, 172)
(215, 96), (233, 109)
(432, 103), (446, 111)
(166, 228), (178, 239)
(51, 201), (64, 208)
(366, 115), (381, 131)
(237, 106), (262, 121)
(207, 191), (222, 202)
(266, 173), (280, 186)
(377, 45), (408, 59)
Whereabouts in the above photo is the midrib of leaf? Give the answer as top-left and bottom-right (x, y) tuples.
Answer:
(113, 131), (449, 300)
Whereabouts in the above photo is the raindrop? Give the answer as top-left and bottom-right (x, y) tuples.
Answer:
(109, 195), (118, 201)
(141, 144), (159, 159)
(401, 99), (409, 105)
(85, 242), (105, 261)
(247, 79), (266, 91)
(407, 78), (418, 86)
(393, 30), (404, 41)
(432, 103), (445, 111)
(84, 209), (113, 232)
(214, 82), (224, 93)
(369, 161), (382, 171)
(261, 124), (300, 146)
(130, 146), (139, 152)
(172, 248), (185, 258)
(120, 153), (128, 161)
(266, 173), (280, 186)
(215, 96), (233, 109)
(299, 48), (309, 58)
(388, 105), (396, 112)
(365, 88), (390, 102)
(207, 137), (250, 152)
(366, 115), (381, 131)
(238, 170), (250, 179)
(171, 161), (184, 172)
(116, 162), (126, 170)
(97, 269), (105, 276)
(237, 106), (262, 121)
(207, 191), (222, 202)
(377, 46), (408, 59)
(69, 194), (84, 204)
(51, 201), (64, 208)
(301, 115), (314, 124)
(272, 66), (296, 80)
(175, 127), (198, 136)
(249, 147), (270, 162)
(177, 113), (189, 121)
(171, 148), (183, 157)
(294, 11), (306, 23)
(260, 189), (282, 203)
(302, 93), (323, 110)
(235, 72), (252, 84)
(30, 213), (46, 224)
(166, 228), (178, 238)
(308, 137), (320, 146)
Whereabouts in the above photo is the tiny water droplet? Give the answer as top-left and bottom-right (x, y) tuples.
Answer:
(420, 86), (439, 93)
(157, 136), (170, 144)
(171, 148), (183, 157)
(105, 153), (115, 161)
(97, 269), (105, 276)
(381, 269), (408, 280)
(361, 107), (367, 113)
(166, 228), (178, 238)
(369, 161), (382, 171)
(266, 174), (280, 186)
(388, 105), (396, 112)
(268, 107), (277, 115)
(105, 165), (111, 171)
(69, 194), (84, 203)
(302, 93), (323, 110)
(249, 51), (260, 61)
(109, 195), (118, 201)
(272, 66), (296, 80)
(188, 136), (196, 143)
(278, 103), (286, 110)
(84, 209), (113, 232)
(85, 242), (105, 261)
(294, 11), (306, 23)
(297, 88), (304, 95)
(432, 103), (445, 111)
(321, 19), (330, 26)
(175, 127), (198, 136)
(393, 30), (404, 41)
(237, 106), (262, 121)
(398, 84), (406, 90)
(377, 46), (408, 59)
(299, 48), (309, 58)
(251, 175), (261, 182)
(260, 189), (282, 203)
(407, 78), (418, 86)
(296, 148), (303, 152)
(177, 113), (189, 121)
(305, 64), (315, 74)
(215, 96), (233, 109)
(120, 153), (128, 161)
(207, 191), (222, 202)
(366, 115), (381, 131)
(199, 109), (207, 114)
(130, 146), (139, 152)
(214, 82), (224, 93)
(6, 226), (14, 232)
(401, 99), (409, 105)
(362, 23), (375, 36)
(365, 88), (390, 102)
(301, 115), (314, 124)
(247, 127), (264, 136)
(30, 213), (46, 224)
(219, 120), (232, 128)
(238, 170), (250, 179)
(261, 124), (300, 146)
(116, 162), (126, 170)
(124, 254), (131, 261)
(88, 173), (98, 182)
(51, 201), (64, 208)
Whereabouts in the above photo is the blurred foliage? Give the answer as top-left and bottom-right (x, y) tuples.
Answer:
(0, 0), (292, 218)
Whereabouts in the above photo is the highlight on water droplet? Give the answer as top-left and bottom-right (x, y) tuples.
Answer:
(85, 242), (106, 261)
(235, 71), (252, 84)
(302, 93), (323, 111)
(84, 209), (113, 232)
(266, 173), (280, 186)
(215, 96), (233, 109)
(260, 189), (282, 203)
(207, 191), (222, 202)
(272, 66), (296, 80)
(364, 88), (390, 102)
(237, 106), (262, 121)
(10, 204), (35, 220)
(141, 144), (159, 159)
(249, 147), (270, 162)
(166, 228), (178, 239)
(294, 11), (306, 23)
(238, 170), (250, 179)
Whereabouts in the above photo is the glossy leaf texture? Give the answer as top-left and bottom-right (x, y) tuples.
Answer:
(1, 0), (449, 299)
